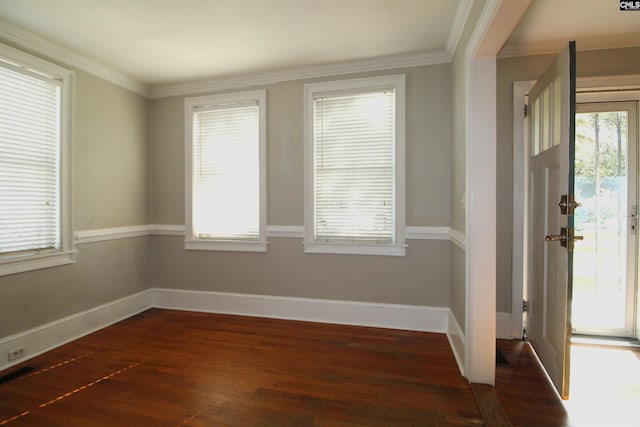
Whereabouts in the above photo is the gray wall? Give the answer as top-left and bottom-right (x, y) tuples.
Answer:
(151, 236), (450, 305)
(0, 68), (149, 339)
(75, 71), (149, 229)
(2, 51), (455, 342)
(496, 47), (640, 314)
(149, 65), (454, 305)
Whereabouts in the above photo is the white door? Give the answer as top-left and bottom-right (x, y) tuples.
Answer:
(527, 41), (577, 399)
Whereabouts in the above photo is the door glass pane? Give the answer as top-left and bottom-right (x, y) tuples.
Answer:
(553, 76), (562, 147)
(542, 86), (550, 151)
(532, 97), (541, 155)
(573, 110), (628, 334)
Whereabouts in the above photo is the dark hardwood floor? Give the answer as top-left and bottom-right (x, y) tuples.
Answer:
(3, 309), (592, 426)
(495, 340), (569, 427)
(1, 309), (486, 426)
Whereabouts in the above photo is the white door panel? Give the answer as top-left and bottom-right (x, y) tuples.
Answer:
(527, 41), (576, 399)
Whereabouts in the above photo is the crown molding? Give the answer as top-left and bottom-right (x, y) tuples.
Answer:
(149, 49), (451, 99)
(1, 2), (477, 101)
(499, 33), (640, 59)
(0, 17), (150, 97)
(446, 0), (474, 56)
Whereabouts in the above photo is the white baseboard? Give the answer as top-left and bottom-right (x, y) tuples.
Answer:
(496, 312), (513, 339)
(4, 288), (510, 375)
(151, 288), (450, 333)
(446, 311), (465, 375)
(0, 290), (151, 371)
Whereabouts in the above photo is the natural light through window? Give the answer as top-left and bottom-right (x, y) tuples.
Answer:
(304, 75), (406, 256)
(0, 42), (74, 276)
(314, 91), (394, 241)
(185, 91), (266, 252)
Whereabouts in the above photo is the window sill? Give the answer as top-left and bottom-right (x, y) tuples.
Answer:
(185, 239), (268, 253)
(0, 250), (76, 276)
(303, 242), (406, 256)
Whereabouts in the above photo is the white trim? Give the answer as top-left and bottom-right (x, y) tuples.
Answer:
(73, 224), (468, 243)
(151, 288), (449, 333)
(0, 251), (76, 276)
(267, 225), (304, 238)
(462, 0), (532, 386)
(148, 224), (185, 236)
(446, 0), (474, 57)
(184, 90), (267, 252)
(151, 51), (448, 99)
(75, 225), (151, 244)
(499, 33), (640, 60)
(0, 17), (149, 97)
(464, 54), (498, 385)
(184, 239), (267, 253)
(511, 80), (534, 340)
(303, 242), (407, 257)
(303, 74), (406, 256)
(0, 290), (151, 371)
(577, 90), (640, 104)
(496, 312), (513, 340)
(405, 226), (449, 240)
(448, 228), (466, 250)
(1, 288), (457, 372)
(446, 311), (465, 375)
(577, 74), (640, 92)
(0, 41), (76, 277)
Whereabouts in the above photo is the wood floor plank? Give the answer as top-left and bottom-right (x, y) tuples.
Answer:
(470, 383), (512, 427)
(1, 309), (483, 426)
(4, 310), (595, 426)
(495, 340), (569, 427)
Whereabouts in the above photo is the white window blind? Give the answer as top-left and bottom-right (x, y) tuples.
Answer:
(313, 89), (395, 242)
(192, 102), (260, 240)
(0, 63), (61, 255)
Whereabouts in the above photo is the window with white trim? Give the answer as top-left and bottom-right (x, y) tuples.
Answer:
(185, 90), (267, 252)
(0, 43), (74, 276)
(304, 75), (406, 256)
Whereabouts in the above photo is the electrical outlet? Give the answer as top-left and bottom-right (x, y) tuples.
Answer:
(7, 348), (25, 362)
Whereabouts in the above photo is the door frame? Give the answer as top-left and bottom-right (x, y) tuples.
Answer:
(511, 74), (640, 339)
(573, 99), (639, 337)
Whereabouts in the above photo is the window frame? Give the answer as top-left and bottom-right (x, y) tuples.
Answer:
(0, 43), (75, 276)
(184, 90), (267, 252)
(303, 74), (406, 256)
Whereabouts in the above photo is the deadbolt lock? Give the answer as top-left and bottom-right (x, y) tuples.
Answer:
(558, 195), (581, 215)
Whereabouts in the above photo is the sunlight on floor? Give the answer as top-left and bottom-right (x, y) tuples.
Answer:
(564, 344), (640, 427)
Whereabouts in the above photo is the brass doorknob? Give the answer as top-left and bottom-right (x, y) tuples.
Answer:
(545, 227), (583, 250)
(545, 234), (565, 242)
(545, 227), (567, 245)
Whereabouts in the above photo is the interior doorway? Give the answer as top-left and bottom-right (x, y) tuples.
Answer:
(512, 78), (640, 403)
(572, 99), (639, 338)
(513, 81), (640, 343)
